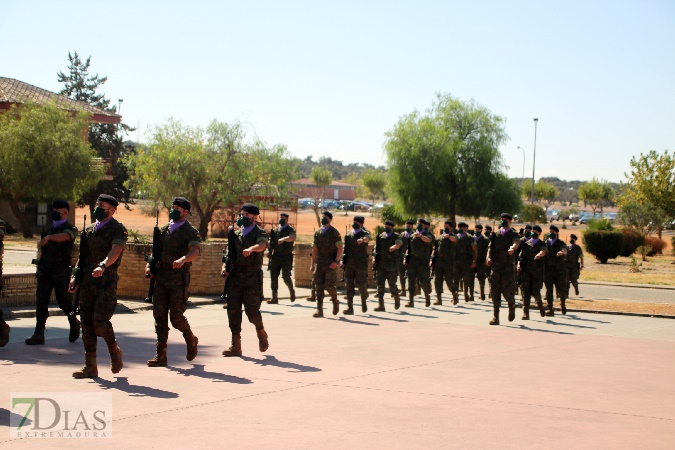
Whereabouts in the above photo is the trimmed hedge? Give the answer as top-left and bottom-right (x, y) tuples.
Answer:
(583, 230), (624, 264)
(620, 228), (645, 257)
(644, 236), (666, 256)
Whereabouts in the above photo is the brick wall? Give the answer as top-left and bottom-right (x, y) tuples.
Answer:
(0, 274), (39, 307)
(294, 243), (377, 289)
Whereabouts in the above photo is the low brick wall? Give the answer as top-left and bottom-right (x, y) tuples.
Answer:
(294, 243), (377, 289)
(1, 274), (40, 307)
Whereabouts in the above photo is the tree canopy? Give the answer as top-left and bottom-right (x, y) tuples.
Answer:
(361, 169), (387, 210)
(578, 178), (615, 215)
(308, 166), (333, 227)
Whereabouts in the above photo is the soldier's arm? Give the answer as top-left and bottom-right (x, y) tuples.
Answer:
(557, 245), (568, 257)
(41, 231), (75, 246)
(390, 238), (403, 252)
(419, 234), (431, 243)
(579, 250), (584, 269)
(471, 242), (477, 268)
(508, 235), (519, 255)
(244, 235), (268, 257)
(310, 244), (318, 269)
(333, 241), (343, 269)
(279, 229), (296, 243)
(174, 244), (200, 269)
(534, 247), (547, 260)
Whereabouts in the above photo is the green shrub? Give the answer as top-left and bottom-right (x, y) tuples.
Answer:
(583, 230), (624, 264)
(521, 204), (547, 224)
(620, 228), (645, 257)
(586, 218), (613, 231)
(644, 236), (666, 256)
(378, 205), (407, 226)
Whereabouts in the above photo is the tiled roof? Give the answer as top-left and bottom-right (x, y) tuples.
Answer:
(0, 77), (120, 119)
(291, 178), (357, 188)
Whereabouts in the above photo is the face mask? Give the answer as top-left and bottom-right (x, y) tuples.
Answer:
(93, 207), (108, 221)
(460, 228), (467, 234)
(524, 231), (532, 238)
(570, 239), (576, 244)
(406, 226), (413, 232)
(417, 224), (424, 232)
(169, 208), (182, 221)
(443, 228), (451, 234)
(321, 217), (329, 226)
(485, 231), (491, 237)
(279, 218), (286, 226)
(50, 210), (63, 221)
(240, 216), (252, 227)
(532, 232), (539, 239)
(385, 226), (393, 233)
(500, 220), (509, 228)
(352, 223), (360, 230)
(548, 232), (556, 239)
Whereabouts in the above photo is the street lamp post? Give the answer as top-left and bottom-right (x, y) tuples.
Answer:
(530, 118), (539, 203)
(517, 146), (525, 181)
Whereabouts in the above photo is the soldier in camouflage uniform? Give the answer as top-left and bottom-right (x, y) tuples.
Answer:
(222, 203), (270, 356)
(69, 194), (127, 378)
(267, 212), (296, 304)
(433, 220), (456, 305)
(0, 219), (8, 348)
(484, 225), (494, 287)
(341, 215), (371, 314)
(486, 213), (520, 325)
(471, 224), (490, 301)
(513, 224), (533, 298)
(310, 211), (343, 318)
(566, 233), (584, 296)
(398, 220), (414, 294)
(146, 197), (201, 367)
(544, 225), (568, 315)
(26, 200), (80, 345)
(517, 225), (547, 319)
(405, 218), (434, 308)
(452, 222), (477, 303)
(372, 220), (403, 311)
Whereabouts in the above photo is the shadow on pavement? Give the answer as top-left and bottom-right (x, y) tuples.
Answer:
(397, 311), (438, 319)
(509, 324), (575, 335)
(544, 319), (596, 329)
(240, 355), (321, 373)
(0, 407), (32, 428)
(324, 317), (379, 326)
(558, 314), (610, 324)
(93, 376), (180, 398)
(429, 307), (469, 315)
(167, 364), (253, 384)
(365, 314), (408, 323)
(260, 310), (285, 316)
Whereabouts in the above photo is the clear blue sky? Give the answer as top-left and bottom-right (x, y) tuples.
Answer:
(3, 0), (674, 183)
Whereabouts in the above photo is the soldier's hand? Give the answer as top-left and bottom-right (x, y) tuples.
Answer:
(389, 245), (397, 252)
(486, 258), (492, 267)
(266, 251), (271, 258)
(92, 267), (104, 278)
(372, 257), (376, 265)
(471, 261), (477, 269)
(40, 235), (51, 246)
(449, 236), (457, 243)
(357, 238), (365, 245)
(68, 279), (78, 293)
(310, 263), (315, 272)
(145, 267), (153, 278)
(507, 248), (515, 256)
(243, 247), (253, 257)
(173, 257), (186, 269)
(329, 261), (338, 270)
(557, 251), (565, 257)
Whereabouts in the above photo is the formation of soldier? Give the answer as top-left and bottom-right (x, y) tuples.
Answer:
(0, 200), (585, 377)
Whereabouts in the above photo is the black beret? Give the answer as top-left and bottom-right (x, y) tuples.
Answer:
(280, 213), (289, 218)
(172, 197), (191, 212)
(97, 194), (118, 207)
(421, 219), (430, 226)
(384, 220), (395, 226)
(500, 213), (512, 220)
(445, 220), (455, 227)
(323, 210), (333, 219)
(525, 224), (533, 230)
(353, 215), (365, 224)
(458, 222), (468, 228)
(51, 200), (70, 211)
(533, 225), (543, 232)
(549, 225), (559, 232)
(240, 203), (260, 215)
(570, 233), (578, 240)
(475, 224), (483, 229)
(485, 225), (493, 231)
(406, 220), (415, 225)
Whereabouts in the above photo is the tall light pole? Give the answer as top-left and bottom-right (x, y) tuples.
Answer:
(517, 146), (525, 181)
(530, 118), (539, 203)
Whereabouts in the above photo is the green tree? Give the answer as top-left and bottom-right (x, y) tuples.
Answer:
(618, 201), (667, 235)
(361, 169), (387, 213)
(0, 102), (101, 237)
(126, 118), (295, 238)
(520, 204), (547, 224)
(385, 93), (515, 222)
(57, 51), (136, 217)
(342, 172), (368, 198)
(619, 150), (675, 239)
(578, 178), (615, 215)
(521, 179), (558, 206)
(308, 166), (333, 227)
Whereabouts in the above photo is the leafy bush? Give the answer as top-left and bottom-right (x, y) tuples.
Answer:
(521, 204), (547, 224)
(586, 218), (613, 231)
(378, 204), (407, 226)
(644, 236), (666, 256)
(583, 230), (624, 264)
(620, 228), (645, 257)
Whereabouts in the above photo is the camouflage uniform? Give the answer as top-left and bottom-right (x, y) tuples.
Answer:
(472, 233), (490, 301)
(487, 227), (520, 323)
(406, 230), (434, 306)
(312, 226), (342, 315)
(152, 221), (201, 344)
(433, 231), (455, 304)
(269, 224), (296, 300)
(544, 238), (568, 315)
(566, 243), (583, 296)
(227, 224), (268, 334)
(398, 230), (412, 294)
(373, 230), (403, 310)
(342, 227), (371, 312)
(518, 238), (547, 318)
(452, 232), (477, 302)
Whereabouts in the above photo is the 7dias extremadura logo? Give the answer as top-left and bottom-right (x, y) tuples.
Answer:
(10, 392), (112, 439)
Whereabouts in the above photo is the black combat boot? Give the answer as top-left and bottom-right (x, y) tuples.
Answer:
(573, 284), (579, 296)
(522, 297), (530, 320)
(405, 292), (414, 308)
(332, 297), (339, 315)
(0, 320), (10, 347)
(489, 306), (500, 325)
(546, 301), (555, 317)
(256, 328), (269, 352)
(433, 293), (442, 306)
(452, 291), (459, 305)
(185, 331), (199, 361)
(361, 296), (368, 313)
(374, 296), (385, 312)
(25, 322), (46, 345)
(343, 297), (354, 315)
(267, 291), (279, 304)
(561, 299), (567, 315)
(147, 343), (168, 367)
(289, 287), (296, 302)
(72, 352), (98, 378)
(394, 294), (401, 310)
(68, 315), (81, 342)
(507, 301), (516, 322)
(313, 298), (324, 317)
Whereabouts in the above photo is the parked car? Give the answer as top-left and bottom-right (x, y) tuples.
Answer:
(298, 198), (315, 209)
(568, 212), (582, 222)
(319, 199), (340, 210)
(603, 212), (618, 222)
(546, 209), (560, 221)
(339, 201), (372, 211)
(579, 212), (603, 224)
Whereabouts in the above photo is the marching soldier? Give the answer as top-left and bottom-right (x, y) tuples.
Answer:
(222, 203), (270, 356)
(310, 211), (343, 318)
(517, 225), (547, 319)
(433, 220), (456, 305)
(472, 224), (490, 301)
(26, 200), (80, 345)
(544, 225), (568, 315)
(398, 220), (414, 296)
(513, 224), (533, 297)
(341, 215), (371, 314)
(452, 222), (477, 303)
(0, 219), (8, 348)
(146, 197), (201, 367)
(69, 194), (127, 378)
(372, 220), (403, 311)
(267, 213), (297, 304)
(486, 213), (520, 325)
(566, 233), (584, 296)
(405, 218), (434, 307)
(484, 225), (494, 286)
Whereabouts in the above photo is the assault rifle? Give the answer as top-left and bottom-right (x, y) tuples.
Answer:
(340, 233), (349, 283)
(221, 226), (236, 301)
(267, 228), (276, 271)
(31, 227), (48, 268)
(144, 211), (161, 303)
(430, 232), (440, 280)
(69, 215), (88, 317)
(373, 233), (381, 279)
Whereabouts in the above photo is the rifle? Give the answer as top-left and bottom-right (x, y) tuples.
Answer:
(430, 234), (439, 280)
(69, 215), (88, 317)
(373, 233), (381, 279)
(221, 226), (236, 301)
(144, 210), (161, 303)
(31, 227), (48, 270)
(267, 228), (277, 271)
(340, 232), (349, 283)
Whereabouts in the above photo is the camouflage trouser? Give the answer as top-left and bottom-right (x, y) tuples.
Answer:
(544, 266), (568, 304)
(153, 269), (192, 343)
(407, 256), (431, 298)
(520, 268), (544, 308)
(434, 262), (453, 296)
(345, 262), (368, 301)
(452, 262), (473, 296)
(567, 265), (580, 290)
(376, 264), (399, 299)
(397, 258), (407, 291)
(490, 264), (515, 309)
(314, 262), (338, 310)
(227, 270), (264, 334)
(35, 265), (73, 325)
(472, 264), (490, 298)
(79, 272), (119, 353)
(270, 254), (294, 292)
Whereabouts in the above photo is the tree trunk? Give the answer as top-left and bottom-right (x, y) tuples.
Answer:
(312, 207), (321, 228)
(5, 193), (33, 238)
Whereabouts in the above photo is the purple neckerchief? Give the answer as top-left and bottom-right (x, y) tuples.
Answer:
(530, 238), (540, 245)
(52, 218), (67, 228)
(404, 229), (413, 237)
(169, 219), (186, 234)
(419, 229), (427, 235)
(352, 227), (362, 234)
(548, 238), (557, 245)
(321, 225), (331, 234)
(94, 217), (113, 232)
(500, 227), (511, 236)
(458, 231), (466, 238)
(475, 234), (482, 242)
(279, 224), (288, 231)
(242, 223), (256, 236)
(386, 230), (394, 238)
